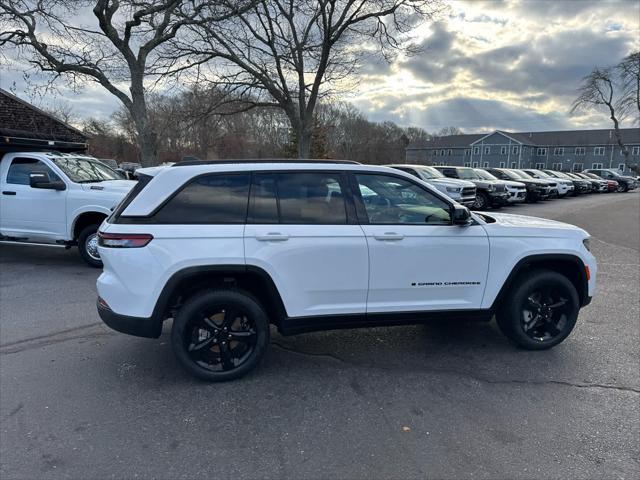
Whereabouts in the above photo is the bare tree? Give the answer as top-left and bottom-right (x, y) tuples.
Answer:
(0, 0), (253, 165)
(174, 0), (441, 158)
(617, 51), (640, 123)
(572, 67), (634, 169)
(436, 126), (463, 137)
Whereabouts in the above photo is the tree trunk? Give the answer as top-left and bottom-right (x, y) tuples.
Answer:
(130, 76), (158, 167)
(297, 127), (312, 159)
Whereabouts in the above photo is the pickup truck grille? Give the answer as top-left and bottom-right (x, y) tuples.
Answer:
(548, 182), (557, 188)
(462, 187), (476, 197)
(494, 184), (506, 192)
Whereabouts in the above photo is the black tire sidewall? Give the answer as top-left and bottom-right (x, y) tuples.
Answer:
(171, 289), (270, 382)
(497, 270), (580, 350)
(77, 224), (102, 268)
(475, 192), (489, 210)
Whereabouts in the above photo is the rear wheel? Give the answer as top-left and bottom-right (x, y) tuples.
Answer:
(496, 270), (580, 350)
(171, 289), (270, 381)
(78, 224), (103, 268)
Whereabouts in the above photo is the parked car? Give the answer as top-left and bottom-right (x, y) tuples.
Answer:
(512, 170), (559, 198)
(580, 172), (618, 192)
(0, 151), (136, 267)
(486, 168), (552, 202)
(386, 164), (476, 207)
(96, 160), (597, 381)
(564, 172), (594, 194)
(542, 170), (588, 196)
(474, 168), (526, 204)
(521, 169), (573, 198)
(583, 168), (638, 192)
(433, 166), (510, 210)
(573, 172), (608, 193)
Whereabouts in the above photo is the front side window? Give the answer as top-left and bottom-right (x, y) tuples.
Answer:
(355, 174), (451, 225)
(51, 157), (120, 183)
(6, 158), (61, 185)
(153, 174), (250, 224)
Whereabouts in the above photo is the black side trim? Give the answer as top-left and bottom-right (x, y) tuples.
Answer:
(97, 302), (162, 339)
(490, 254), (590, 309)
(173, 159), (360, 167)
(278, 309), (492, 336)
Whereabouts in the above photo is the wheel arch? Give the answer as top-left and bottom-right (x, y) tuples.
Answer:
(72, 210), (110, 239)
(151, 265), (288, 328)
(490, 254), (589, 310)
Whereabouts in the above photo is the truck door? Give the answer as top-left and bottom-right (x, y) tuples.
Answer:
(0, 157), (67, 239)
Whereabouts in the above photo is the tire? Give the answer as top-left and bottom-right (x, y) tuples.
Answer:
(171, 289), (270, 382)
(78, 224), (103, 268)
(495, 269), (580, 350)
(472, 192), (489, 210)
(616, 183), (626, 192)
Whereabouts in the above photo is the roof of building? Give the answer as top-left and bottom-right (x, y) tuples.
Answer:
(0, 88), (87, 152)
(408, 128), (640, 149)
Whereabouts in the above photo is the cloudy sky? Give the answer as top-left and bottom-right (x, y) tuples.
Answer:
(1, 0), (638, 134)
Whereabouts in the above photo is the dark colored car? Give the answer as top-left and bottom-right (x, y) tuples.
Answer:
(433, 166), (510, 210)
(543, 170), (588, 196)
(574, 172), (608, 193)
(583, 169), (638, 192)
(564, 172), (593, 194)
(582, 172), (618, 192)
(485, 168), (551, 202)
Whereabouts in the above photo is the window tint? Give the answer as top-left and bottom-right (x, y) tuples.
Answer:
(249, 173), (278, 224)
(355, 174), (451, 225)
(7, 158), (60, 185)
(153, 174), (250, 224)
(277, 172), (347, 224)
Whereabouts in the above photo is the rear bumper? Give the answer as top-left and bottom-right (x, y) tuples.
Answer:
(97, 301), (162, 338)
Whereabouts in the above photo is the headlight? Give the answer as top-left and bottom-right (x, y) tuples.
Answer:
(486, 185), (495, 192)
(583, 238), (591, 252)
(446, 186), (461, 193)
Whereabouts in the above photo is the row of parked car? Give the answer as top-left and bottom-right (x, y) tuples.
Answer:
(387, 164), (638, 210)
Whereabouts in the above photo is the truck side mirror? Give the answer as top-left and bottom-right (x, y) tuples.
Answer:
(29, 172), (66, 191)
(452, 205), (472, 226)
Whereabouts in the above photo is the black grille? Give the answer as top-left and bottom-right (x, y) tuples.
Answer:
(495, 184), (506, 192)
(462, 187), (476, 196)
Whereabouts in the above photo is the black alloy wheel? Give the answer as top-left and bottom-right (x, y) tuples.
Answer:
(171, 290), (269, 381)
(521, 288), (571, 342)
(473, 192), (489, 210)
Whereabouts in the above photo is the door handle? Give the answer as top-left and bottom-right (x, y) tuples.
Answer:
(255, 233), (290, 242)
(373, 232), (404, 241)
(2, 191), (16, 195)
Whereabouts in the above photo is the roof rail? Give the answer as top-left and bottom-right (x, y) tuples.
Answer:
(172, 158), (360, 167)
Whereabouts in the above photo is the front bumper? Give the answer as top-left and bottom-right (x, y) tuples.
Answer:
(506, 190), (527, 203)
(488, 191), (510, 205)
(97, 300), (162, 338)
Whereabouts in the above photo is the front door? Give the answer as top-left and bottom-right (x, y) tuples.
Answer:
(244, 171), (369, 318)
(0, 158), (67, 239)
(352, 172), (490, 313)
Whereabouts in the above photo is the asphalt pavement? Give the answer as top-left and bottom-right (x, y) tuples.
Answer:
(1, 191), (639, 479)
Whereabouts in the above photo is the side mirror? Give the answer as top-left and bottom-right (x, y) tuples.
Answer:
(29, 172), (66, 191)
(452, 204), (472, 226)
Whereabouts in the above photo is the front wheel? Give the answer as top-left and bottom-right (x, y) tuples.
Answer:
(496, 270), (580, 350)
(78, 224), (103, 268)
(171, 289), (270, 381)
(472, 192), (489, 210)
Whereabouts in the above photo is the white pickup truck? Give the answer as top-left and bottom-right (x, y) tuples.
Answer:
(0, 151), (135, 267)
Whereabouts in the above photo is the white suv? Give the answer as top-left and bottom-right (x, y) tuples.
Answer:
(96, 160), (597, 381)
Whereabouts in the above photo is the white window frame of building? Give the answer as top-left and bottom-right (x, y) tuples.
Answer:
(473, 146), (480, 155)
(464, 149), (470, 156)
(512, 146), (519, 154)
(591, 162), (603, 169)
(484, 146), (490, 154)
(552, 162), (562, 170)
(447, 149), (452, 156)
(536, 147), (547, 156)
(632, 146), (640, 155)
(499, 161), (506, 168)
(434, 149), (439, 156)
(510, 161), (517, 168)
(500, 146), (507, 155)
(594, 146), (605, 156)
(535, 162), (545, 169)
(572, 162), (584, 172)
(575, 147), (585, 155)
(618, 163), (625, 172)
(464, 162), (471, 167)
(553, 147), (564, 156)
(472, 161), (479, 168)
(440, 149), (446, 156)
(483, 161), (489, 167)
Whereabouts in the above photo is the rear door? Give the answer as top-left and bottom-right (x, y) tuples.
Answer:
(244, 171), (369, 318)
(352, 172), (490, 313)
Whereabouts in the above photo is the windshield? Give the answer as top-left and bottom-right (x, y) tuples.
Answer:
(52, 157), (121, 183)
(529, 169), (550, 178)
(584, 172), (600, 179)
(456, 168), (480, 180)
(496, 169), (521, 180)
(415, 166), (445, 179)
(513, 169), (533, 179)
(474, 169), (498, 180)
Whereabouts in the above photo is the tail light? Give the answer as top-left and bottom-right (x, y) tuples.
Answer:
(98, 232), (153, 248)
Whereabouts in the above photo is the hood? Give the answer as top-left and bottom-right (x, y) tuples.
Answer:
(80, 179), (137, 194)
(500, 180), (526, 188)
(479, 212), (587, 238)
(429, 177), (476, 188)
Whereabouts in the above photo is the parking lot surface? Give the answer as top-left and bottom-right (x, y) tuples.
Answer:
(1, 192), (639, 479)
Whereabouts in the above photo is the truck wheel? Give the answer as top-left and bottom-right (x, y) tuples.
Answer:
(171, 289), (270, 382)
(78, 224), (103, 268)
(472, 192), (489, 210)
(496, 270), (579, 350)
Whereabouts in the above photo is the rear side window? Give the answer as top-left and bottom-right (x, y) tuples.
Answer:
(7, 158), (61, 185)
(152, 174), (250, 224)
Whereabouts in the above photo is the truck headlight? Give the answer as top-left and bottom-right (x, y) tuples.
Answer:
(446, 187), (461, 193)
(583, 238), (591, 252)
